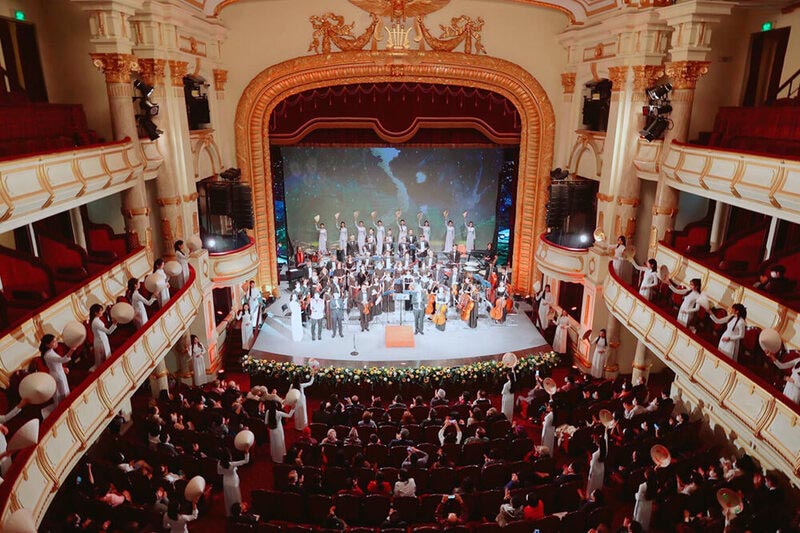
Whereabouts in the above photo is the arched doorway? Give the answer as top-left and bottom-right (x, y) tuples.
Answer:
(235, 50), (555, 296)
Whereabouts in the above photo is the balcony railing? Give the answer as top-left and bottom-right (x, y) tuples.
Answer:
(0, 138), (161, 234)
(632, 137), (663, 181)
(0, 263), (202, 527)
(208, 236), (259, 286)
(535, 233), (589, 282)
(662, 140), (800, 225)
(0, 248), (151, 387)
(604, 259), (800, 484)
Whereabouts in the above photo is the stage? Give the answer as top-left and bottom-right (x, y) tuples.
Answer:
(248, 294), (550, 368)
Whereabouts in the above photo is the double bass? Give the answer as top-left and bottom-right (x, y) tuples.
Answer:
(425, 292), (436, 315)
(460, 293), (474, 321)
(490, 295), (506, 322)
(433, 303), (447, 327)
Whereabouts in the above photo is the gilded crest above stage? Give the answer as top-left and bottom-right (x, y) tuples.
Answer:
(308, 0), (485, 55)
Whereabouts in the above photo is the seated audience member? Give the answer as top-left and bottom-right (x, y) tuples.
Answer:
(367, 471), (393, 495)
(389, 395), (407, 409)
(343, 427), (361, 446)
(394, 469), (417, 497)
(381, 508), (408, 529)
(431, 388), (449, 406)
(323, 505), (347, 531)
(523, 493), (545, 521)
(358, 410), (377, 429)
(438, 417), (463, 445)
(389, 428), (414, 448)
(464, 426), (488, 445)
(286, 469), (304, 494)
(402, 447), (429, 469)
(496, 493), (525, 527)
(321, 428), (339, 445)
(229, 502), (260, 525)
(765, 265), (793, 295)
(338, 477), (364, 497)
(435, 493), (469, 526)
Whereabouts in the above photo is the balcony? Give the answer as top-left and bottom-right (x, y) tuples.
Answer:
(0, 261), (203, 527)
(604, 251), (800, 484)
(208, 236), (259, 286)
(662, 141), (800, 225)
(535, 233), (589, 282)
(0, 248), (151, 388)
(0, 139), (162, 234)
(632, 137), (663, 181)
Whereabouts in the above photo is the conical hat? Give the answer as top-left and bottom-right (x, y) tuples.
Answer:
(650, 444), (671, 467)
(61, 321), (86, 349)
(19, 372), (56, 405)
(110, 302), (135, 324)
(184, 475), (206, 502)
(598, 409), (614, 428)
(501, 352), (518, 368)
(164, 260), (182, 277)
(4, 508), (36, 533)
(543, 377), (557, 395)
(759, 328), (782, 354)
(716, 488), (742, 510)
(8, 419), (39, 452)
(234, 430), (255, 451)
(285, 388), (301, 406)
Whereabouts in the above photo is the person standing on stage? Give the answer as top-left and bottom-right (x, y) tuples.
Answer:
(435, 285), (448, 331)
(289, 293), (303, 342)
(385, 228), (394, 255)
(310, 291), (325, 341)
(373, 217), (385, 256)
(411, 282), (425, 335)
(397, 216), (408, 245)
(483, 242), (497, 278)
(356, 218), (367, 254)
(358, 283), (372, 332)
(338, 220), (348, 259)
(244, 280), (262, 329)
(347, 235), (359, 257)
(444, 219), (455, 252)
(315, 218), (327, 254)
(330, 291), (346, 338)
(366, 228), (376, 256)
(536, 284), (553, 331)
(418, 215), (431, 243)
(467, 287), (479, 329)
(464, 216), (476, 254)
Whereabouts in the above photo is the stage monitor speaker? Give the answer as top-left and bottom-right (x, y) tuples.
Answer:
(208, 183), (232, 216)
(231, 183), (254, 229)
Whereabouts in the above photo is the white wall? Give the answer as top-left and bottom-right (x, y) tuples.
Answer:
(218, 0), (569, 163)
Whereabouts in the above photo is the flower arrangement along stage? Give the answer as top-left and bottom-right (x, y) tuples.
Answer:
(242, 351), (560, 395)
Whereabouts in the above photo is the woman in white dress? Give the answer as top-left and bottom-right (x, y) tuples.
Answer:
(385, 228), (394, 254)
(586, 432), (607, 496)
(40, 334), (74, 408)
(338, 221), (348, 253)
(397, 218), (408, 246)
(152, 259), (171, 308)
(669, 278), (702, 327)
(536, 284), (553, 331)
(174, 240), (189, 288)
(236, 303), (254, 350)
(266, 398), (295, 462)
(418, 218), (431, 243)
(465, 219), (476, 253)
(127, 278), (156, 329)
(501, 370), (516, 421)
(217, 448), (250, 516)
(315, 221), (328, 254)
(552, 308), (570, 354)
(633, 469), (656, 531)
(709, 304), (747, 362)
(187, 334), (207, 386)
(163, 501), (198, 533)
(288, 293), (303, 342)
(634, 259), (660, 301)
(373, 219), (385, 256)
(356, 220), (367, 254)
(612, 235), (626, 275)
(443, 220), (455, 252)
(768, 351), (800, 404)
(90, 303), (117, 370)
(590, 329), (608, 379)
(290, 372), (315, 431)
(540, 402), (555, 453)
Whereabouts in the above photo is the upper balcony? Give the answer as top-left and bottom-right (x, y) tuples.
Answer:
(208, 235), (259, 287)
(0, 138), (162, 234)
(662, 140), (800, 225)
(535, 233), (589, 283)
(603, 243), (800, 484)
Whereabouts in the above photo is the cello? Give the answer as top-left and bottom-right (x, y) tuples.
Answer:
(433, 302), (447, 328)
(490, 295), (505, 322)
(460, 293), (474, 321)
(425, 292), (436, 315)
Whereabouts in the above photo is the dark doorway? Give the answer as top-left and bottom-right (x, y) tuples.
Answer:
(0, 16), (47, 102)
(743, 27), (790, 106)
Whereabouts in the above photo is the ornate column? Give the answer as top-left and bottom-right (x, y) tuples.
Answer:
(209, 68), (231, 166)
(90, 52), (153, 253)
(631, 340), (649, 383)
(557, 71), (577, 167)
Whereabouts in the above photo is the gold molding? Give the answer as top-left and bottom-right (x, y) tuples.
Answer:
(90, 53), (139, 84)
(234, 50), (554, 295)
(561, 72), (576, 94)
(122, 207), (150, 218)
(156, 196), (182, 206)
(596, 192), (614, 203)
(213, 68), (228, 91)
(652, 205), (678, 217)
(632, 64), (665, 92)
(607, 65), (628, 91)
(665, 60), (710, 90)
(617, 196), (639, 207)
(183, 192), (200, 202)
(137, 58), (167, 87)
(168, 60), (189, 88)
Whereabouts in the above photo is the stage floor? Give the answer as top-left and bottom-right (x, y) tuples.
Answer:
(249, 294), (550, 368)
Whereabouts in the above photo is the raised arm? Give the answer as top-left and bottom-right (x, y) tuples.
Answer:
(633, 263), (649, 273)
(708, 312), (733, 325)
(668, 285), (691, 295)
(301, 375), (315, 389)
(772, 357), (800, 370)
(230, 453), (250, 468)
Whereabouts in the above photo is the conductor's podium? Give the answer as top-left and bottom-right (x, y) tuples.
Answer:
(385, 325), (415, 348)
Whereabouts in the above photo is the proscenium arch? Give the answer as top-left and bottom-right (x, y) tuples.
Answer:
(235, 50), (555, 296)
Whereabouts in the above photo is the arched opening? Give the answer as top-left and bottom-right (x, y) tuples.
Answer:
(235, 51), (555, 296)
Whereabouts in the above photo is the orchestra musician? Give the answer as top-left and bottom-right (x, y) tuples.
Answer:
(329, 291), (346, 338)
(411, 282), (426, 335)
(357, 283), (373, 332)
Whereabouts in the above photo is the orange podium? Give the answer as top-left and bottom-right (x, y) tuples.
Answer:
(385, 325), (415, 348)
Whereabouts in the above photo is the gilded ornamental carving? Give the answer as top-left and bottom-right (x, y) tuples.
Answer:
(90, 53), (139, 84)
(561, 72), (576, 94)
(665, 60), (710, 90)
(213, 68), (228, 91)
(137, 58), (167, 87)
(168, 60), (190, 87)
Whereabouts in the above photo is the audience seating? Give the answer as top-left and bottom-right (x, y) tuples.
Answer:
(706, 106), (800, 158)
(0, 244), (55, 324)
(0, 103), (100, 158)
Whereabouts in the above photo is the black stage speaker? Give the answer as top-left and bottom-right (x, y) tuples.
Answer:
(546, 182), (570, 230)
(231, 183), (254, 229)
(208, 183), (232, 216)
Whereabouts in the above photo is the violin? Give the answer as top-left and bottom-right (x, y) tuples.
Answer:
(490, 295), (505, 321)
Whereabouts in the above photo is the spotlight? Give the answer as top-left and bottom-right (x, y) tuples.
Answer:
(550, 168), (569, 181)
(138, 116), (162, 141)
(139, 99), (159, 117)
(646, 83), (672, 100)
(133, 79), (154, 98)
(579, 234), (589, 244)
(639, 117), (670, 142)
(206, 237), (217, 248)
(643, 103), (673, 117)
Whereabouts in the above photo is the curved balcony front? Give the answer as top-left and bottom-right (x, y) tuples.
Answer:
(0, 139), (161, 234)
(662, 140), (800, 225)
(208, 236), (259, 287)
(604, 257), (800, 484)
(0, 264), (202, 527)
(0, 248), (151, 387)
(535, 233), (589, 282)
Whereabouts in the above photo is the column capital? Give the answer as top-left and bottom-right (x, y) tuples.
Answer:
(665, 60), (710, 90)
(213, 69), (229, 92)
(137, 58), (167, 86)
(90, 52), (139, 84)
(607, 66), (628, 92)
(560, 72), (576, 95)
(168, 60), (190, 87)
(632, 64), (666, 92)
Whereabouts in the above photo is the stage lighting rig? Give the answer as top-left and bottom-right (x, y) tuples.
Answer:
(550, 168), (569, 181)
(646, 83), (672, 100)
(640, 117), (671, 142)
(643, 103), (673, 117)
(133, 78), (162, 140)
